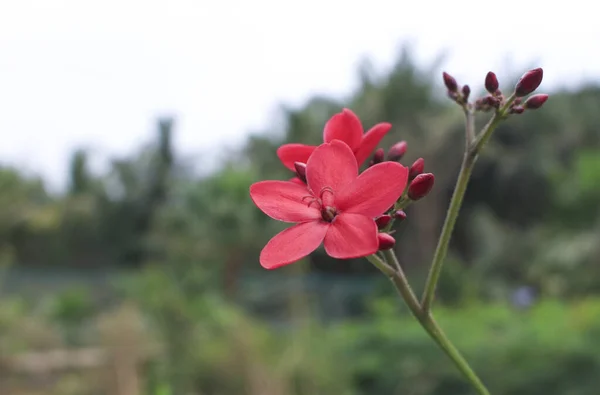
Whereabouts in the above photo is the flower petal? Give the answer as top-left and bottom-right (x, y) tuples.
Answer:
(336, 162), (408, 218)
(250, 181), (321, 223)
(260, 221), (329, 269)
(288, 177), (305, 186)
(354, 122), (392, 166)
(323, 213), (378, 259)
(306, 140), (358, 201)
(323, 109), (363, 152)
(277, 144), (317, 171)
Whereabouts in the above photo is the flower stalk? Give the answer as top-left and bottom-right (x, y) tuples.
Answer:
(422, 94), (515, 313)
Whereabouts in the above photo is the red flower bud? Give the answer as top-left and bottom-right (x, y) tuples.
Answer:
(443, 72), (458, 92)
(375, 215), (392, 229)
(387, 141), (408, 161)
(461, 85), (471, 101)
(393, 210), (407, 222)
(377, 233), (396, 250)
(485, 72), (499, 94)
(370, 148), (385, 166)
(408, 173), (435, 200)
(294, 162), (307, 183)
(515, 68), (543, 97)
(484, 95), (501, 108)
(510, 105), (525, 114)
(409, 158), (425, 180)
(523, 94), (549, 110)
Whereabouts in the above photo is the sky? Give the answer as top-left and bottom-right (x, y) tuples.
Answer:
(1, 0), (599, 190)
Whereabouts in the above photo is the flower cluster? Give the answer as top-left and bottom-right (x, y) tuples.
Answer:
(249, 109), (434, 269)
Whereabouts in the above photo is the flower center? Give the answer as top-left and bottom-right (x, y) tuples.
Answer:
(321, 206), (337, 222)
(302, 186), (337, 222)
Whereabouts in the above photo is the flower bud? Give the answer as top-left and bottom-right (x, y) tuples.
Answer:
(387, 141), (408, 161)
(294, 162), (307, 183)
(377, 233), (396, 250)
(443, 72), (458, 92)
(523, 94), (549, 110)
(409, 158), (425, 180)
(485, 72), (499, 94)
(484, 95), (501, 108)
(408, 173), (435, 200)
(375, 215), (392, 229)
(515, 68), (543, 97)
(461, 85), (471, 101)
(370, 148), (385, 166)
(510, 105), (525, 114)
(393, 210), (407, 222)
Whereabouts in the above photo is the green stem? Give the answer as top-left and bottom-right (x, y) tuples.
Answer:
(421, 95), (515, 312)
(463, 105), (475, 147)
(420, 148), (475, 312)
(366, 252), (490, 395)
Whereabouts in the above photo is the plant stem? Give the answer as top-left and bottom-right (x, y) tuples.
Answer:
(421, 96), (515, 312)
(464, 106), (475, 147)
(366, 252), (490, 395)
(420, 148), (475, 312)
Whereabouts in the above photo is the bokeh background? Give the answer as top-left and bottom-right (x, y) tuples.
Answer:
(1, 1), (600, 394)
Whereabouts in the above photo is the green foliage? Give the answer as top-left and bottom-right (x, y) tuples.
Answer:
(338, 298), (600, 395)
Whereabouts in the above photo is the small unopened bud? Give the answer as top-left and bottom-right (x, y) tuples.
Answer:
(393, 210), (407, 222)
(375, 215), (392, 229)
(523, 94), (549, 110)
(370, 148), (385, 166)
(510, 105), (525, 114)
(377, 233), (396, 250)
(408, 173), (435, 201)
(387, 141), (408, 161)
(515, 68), (543, 97)
(461, 85), (471, 101)
(485, 72), (499, 94)
(483, 95), (501, 109)
(447, 90), (459, 102)
(409, 158), (425, 180)
(443, 72), (458, 92)
(294, 162), (307, 183)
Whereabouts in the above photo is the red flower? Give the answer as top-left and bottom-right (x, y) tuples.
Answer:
(250, 140), (408, 269)
(276, 109), (392, 171)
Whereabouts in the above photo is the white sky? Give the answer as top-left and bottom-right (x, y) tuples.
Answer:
(1, 0), (598, 190)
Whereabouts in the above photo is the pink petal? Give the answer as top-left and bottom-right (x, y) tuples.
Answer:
(277, 144), (317, 171)
(260, 221), (329, 269)
(354, 122), (392, 167)
(306, 140), (358, 203)
(288, 177), (305, 186)
(323, 213), (378, 259)
(250, 181), (321, 223)
(336, 162), (408, 218)
(323, 109), (363, 152)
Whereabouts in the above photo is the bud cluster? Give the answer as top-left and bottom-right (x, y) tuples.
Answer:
(366, 142), (435, 251)
(369, 145), (435, 202)
(474, 71), (504, 112)
(508, 68), (547, 114)
(444, 68), (548, 116)
(443, 72), (470, 105)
